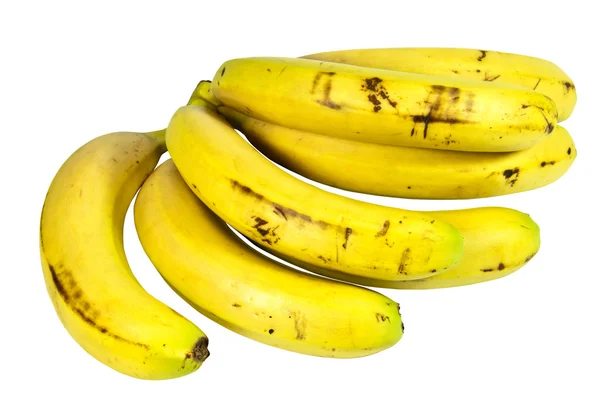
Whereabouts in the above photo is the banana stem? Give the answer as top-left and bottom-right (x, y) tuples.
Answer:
(187, 80), (209, 105)
(144, 80), (220, 155)
(188, 97), (217, 109)
(146, 129), (167, 153)
(187, 80), (221, 109)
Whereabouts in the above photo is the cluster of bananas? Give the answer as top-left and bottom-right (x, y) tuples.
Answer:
(40, 48), (577, 380)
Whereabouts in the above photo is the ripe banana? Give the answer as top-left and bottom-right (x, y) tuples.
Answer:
(211, 57), (558, 152)
(166, 104), (464, 281)
(40, 130), (209, 379)
(302, 48), (576, 122)
(251, 207), (540, 289)
(219, 107), (576, 199)
(134, 160), (403, 358)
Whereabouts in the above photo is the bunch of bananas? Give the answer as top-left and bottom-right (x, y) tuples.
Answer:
(40, 48), (577, 380)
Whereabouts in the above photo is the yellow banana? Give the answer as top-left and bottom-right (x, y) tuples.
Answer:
(251, 207), (540, 290)
(134, 160), (403, 358)
(166, 105), (464, 281)
(302, 47), (576, 121)
(40, 130), (209, 379)
(220, 107), (576, 199)
(211, 57), (558, 152)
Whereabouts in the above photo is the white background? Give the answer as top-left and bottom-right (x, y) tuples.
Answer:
(1, 1), (598, 399)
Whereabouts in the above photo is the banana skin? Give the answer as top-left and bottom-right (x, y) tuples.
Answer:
(40, 130), (209, 379)
(250, 207), (541, 290)
(166, 104), (464, 281)
(135, 160), (403, 358)
(211, 57), (558, 152)
(302, 47), (576, 121)
(219, 106), (576, 199)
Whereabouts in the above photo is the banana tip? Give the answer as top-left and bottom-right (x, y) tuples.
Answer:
(192, 336), (210, 363)
(397, 303), (404, 333)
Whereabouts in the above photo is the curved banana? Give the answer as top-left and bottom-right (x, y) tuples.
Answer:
(252, 207), (541, 290)
(211, 57), (558, 152)
(220, 107), (577, 199)
(134, 160), (403, 358)
(40, 130), (209, 379)
(302, 47), (576, 122)
(166, 105), (464, 281)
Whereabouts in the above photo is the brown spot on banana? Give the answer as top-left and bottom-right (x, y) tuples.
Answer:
(398, 248), (411, 274)
(465, 93), (475, 113)
(375, 313), (391, 323)
(252, 216), (270, 236)
(368, 94), (382, 112)
(231, 179), (345, 237)
(480, 262), (508, 273)
(503, 168), (520, 186)
(379, 90), (398, 108)
(412, 85), (474, 139)
(291, 311), (307, 340)
(484, 73), (501, 82)
(521, 104), (554, 134)
(562, 81), (575, 93)
(273, 206), (288, 220)
(277, 66), (288, 78)
(375, 220), (390, 237)
(317, 79), (342, 110)
(48, 264), (150, 349)
(231, 180), (264, 201)
(342, 227), (352, 249)
(361, 77), (399, 112)
(311, 71), (336, 94)
(363, 77), (382, 91)
(312, 72), (341, 109)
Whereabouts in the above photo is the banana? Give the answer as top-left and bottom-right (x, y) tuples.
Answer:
(134, 160), (403, 358)
(219, 107), (576, 199)
(166, 105), (464, 281)
(251, 207), (540, 290)
(40, 130), (209, 379)
(302, 48), (576, 122)
(211, 57), (558, 152)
